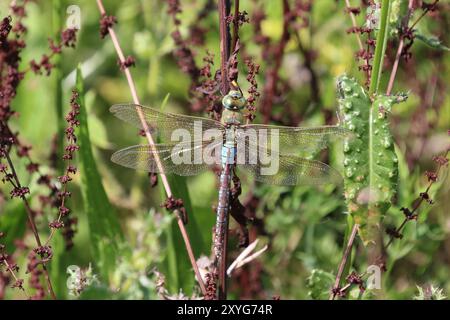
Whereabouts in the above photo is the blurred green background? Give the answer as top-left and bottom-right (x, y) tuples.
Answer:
(0, 0), (449, 299)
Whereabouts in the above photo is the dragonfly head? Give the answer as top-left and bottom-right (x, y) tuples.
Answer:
(222, 90), (246, 111)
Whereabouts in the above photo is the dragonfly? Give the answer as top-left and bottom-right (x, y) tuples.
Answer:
(110, 88), (349, 270)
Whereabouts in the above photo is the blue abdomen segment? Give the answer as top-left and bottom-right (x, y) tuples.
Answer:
(221, 145), (236, 165)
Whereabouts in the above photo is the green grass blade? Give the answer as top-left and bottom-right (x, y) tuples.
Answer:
(369, 0), (391, 96)
(156, 95), (205, 295)
(52, 0), (64, 172)
(48, 0), (67, 298)
(159, 166), (206, 296)
(0, 201), (27, 252)
(75, 66), (124, 280)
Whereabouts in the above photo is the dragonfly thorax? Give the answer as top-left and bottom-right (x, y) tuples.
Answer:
(222, 90), (246, 111)
(221, 90), (245, 126)
(221, 108), (242, 126)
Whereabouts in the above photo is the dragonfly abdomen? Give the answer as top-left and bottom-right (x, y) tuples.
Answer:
(214, 153), (236, 263)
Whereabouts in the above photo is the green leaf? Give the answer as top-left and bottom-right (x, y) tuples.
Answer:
(416, 33), (450, 51)
(49, 232), (67, 299)
(0, 200), (27, 252)
(337, 75), (407, 244)
(306, 269), (335, 300)
(75, 66), (124, 280)
(388, 0), (405, 36)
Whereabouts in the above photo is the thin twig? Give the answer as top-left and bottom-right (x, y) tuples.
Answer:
(2, 150), (56, 300)
(386, 0), (439, 95)
(330, 223), (359, 300)
(386, 0), (414, 95)
(385, 150), (449, 248)
(218, 0), (231, 95)
(231, 0), (239, 52)
(95, 0), (206, 296)
(344, 0), (364, 52)
(409, 0), (439, 30)
(1, 258), (29, 299)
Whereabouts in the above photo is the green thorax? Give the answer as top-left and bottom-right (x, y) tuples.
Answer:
(221, 89), (246, 126)
(221, 109), (242, 126)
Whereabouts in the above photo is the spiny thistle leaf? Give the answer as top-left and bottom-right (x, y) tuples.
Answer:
(337, 75), (407, 244)
(413, 284), (447, 300)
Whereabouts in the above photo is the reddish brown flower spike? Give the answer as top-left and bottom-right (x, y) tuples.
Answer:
(162, 196), (188, 224)
(432, 155), (448, 166)
(49, 221), (64, 229)
(11, 279), (24, 290)
(345, 7), (361, 15)
(10, 186), (30, 198)
(386, 227), (403, 239)
(119, 56), (136, 70)
(425, 171), (437, 182)
(99, 14), (117, 39)
(26, 162), (39, 173)
(61, 28), (77, 48)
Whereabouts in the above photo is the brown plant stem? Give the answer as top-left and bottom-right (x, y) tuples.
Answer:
(217, 0), (232, 300)
(219, 0), (231, 95)
(231, 0), (240, 53)
(330, 223), (359, 300)
(344, 0), (369, 73)
(345, 0), (364, 51)
(3, 150), (56, 300)
(95, 0), (206, 296)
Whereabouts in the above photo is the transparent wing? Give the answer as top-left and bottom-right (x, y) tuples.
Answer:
(110, 104), (224, 143)
(111, 140), (222, 176)
(237, 139), (342, 186)
(238, 124), (350, 157)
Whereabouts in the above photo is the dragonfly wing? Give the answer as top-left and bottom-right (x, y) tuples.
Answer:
(111, 140), (222, 176)
(238, 147), (343, 186)
(110, 104), (224, 143)
(238, 124), (350, 157)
